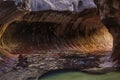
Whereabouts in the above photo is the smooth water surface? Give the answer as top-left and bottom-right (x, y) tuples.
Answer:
(40, 71), (120, 80)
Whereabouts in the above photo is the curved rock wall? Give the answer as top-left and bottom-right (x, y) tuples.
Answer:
(95, 0), (120, 68)
(0, 0), (115, 75)
(1, 10), (113, 54)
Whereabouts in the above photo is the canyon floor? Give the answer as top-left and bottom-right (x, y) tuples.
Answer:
(0, 51), (116, 80)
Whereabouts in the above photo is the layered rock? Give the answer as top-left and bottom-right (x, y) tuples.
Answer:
(0, 0), (116, 77)
(2, 9), (112, 54)
(13, 0), (96, 12)
(94, 0), (120, 68)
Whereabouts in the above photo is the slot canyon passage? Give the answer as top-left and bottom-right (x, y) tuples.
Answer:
(0, 0), (120, 80)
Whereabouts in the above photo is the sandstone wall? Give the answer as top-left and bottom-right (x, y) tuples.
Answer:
(94, 0), (120, 68)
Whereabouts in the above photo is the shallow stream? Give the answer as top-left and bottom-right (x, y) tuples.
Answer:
(40, 71), (120, 80)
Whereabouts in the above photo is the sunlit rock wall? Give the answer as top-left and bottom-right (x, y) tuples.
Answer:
(0, 0), (113, 62)
(1, 9), (113, 54)
(0, 0), (115, 74)
(94, 0), (120, 68)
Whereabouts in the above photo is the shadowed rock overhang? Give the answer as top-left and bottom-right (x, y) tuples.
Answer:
(94, 0), (120, 68)
(0, 0), (115, 76)
(0, 6), (113, 55)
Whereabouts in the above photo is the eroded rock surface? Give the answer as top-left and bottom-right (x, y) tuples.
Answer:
(0, 0), (119, 80)
(0, 53), (108, 80)
(13, 0), (96, 12)
(95, 0), (120, 68)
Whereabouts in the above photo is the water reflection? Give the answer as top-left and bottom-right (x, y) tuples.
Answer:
(39, 70), (120, 80)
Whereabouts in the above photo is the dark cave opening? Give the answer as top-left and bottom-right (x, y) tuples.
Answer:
(0, 0), (120, 79)
(1, 20), (113, 54)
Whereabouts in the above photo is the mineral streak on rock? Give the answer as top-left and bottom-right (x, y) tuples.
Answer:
(0, 0), (117, 79)
(0, 1), (112, 55)
(94, 0), (120, 68)
(2, 9), (113, 54)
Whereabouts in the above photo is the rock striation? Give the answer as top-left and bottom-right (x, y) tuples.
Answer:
(94, 0), (120, 68)
(0, 0), (119, 79)
(14, 0), (96, 12)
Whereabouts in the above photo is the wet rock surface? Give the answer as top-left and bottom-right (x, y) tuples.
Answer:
(0, 0), (120, 80)
(0, 52), (113, 80)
